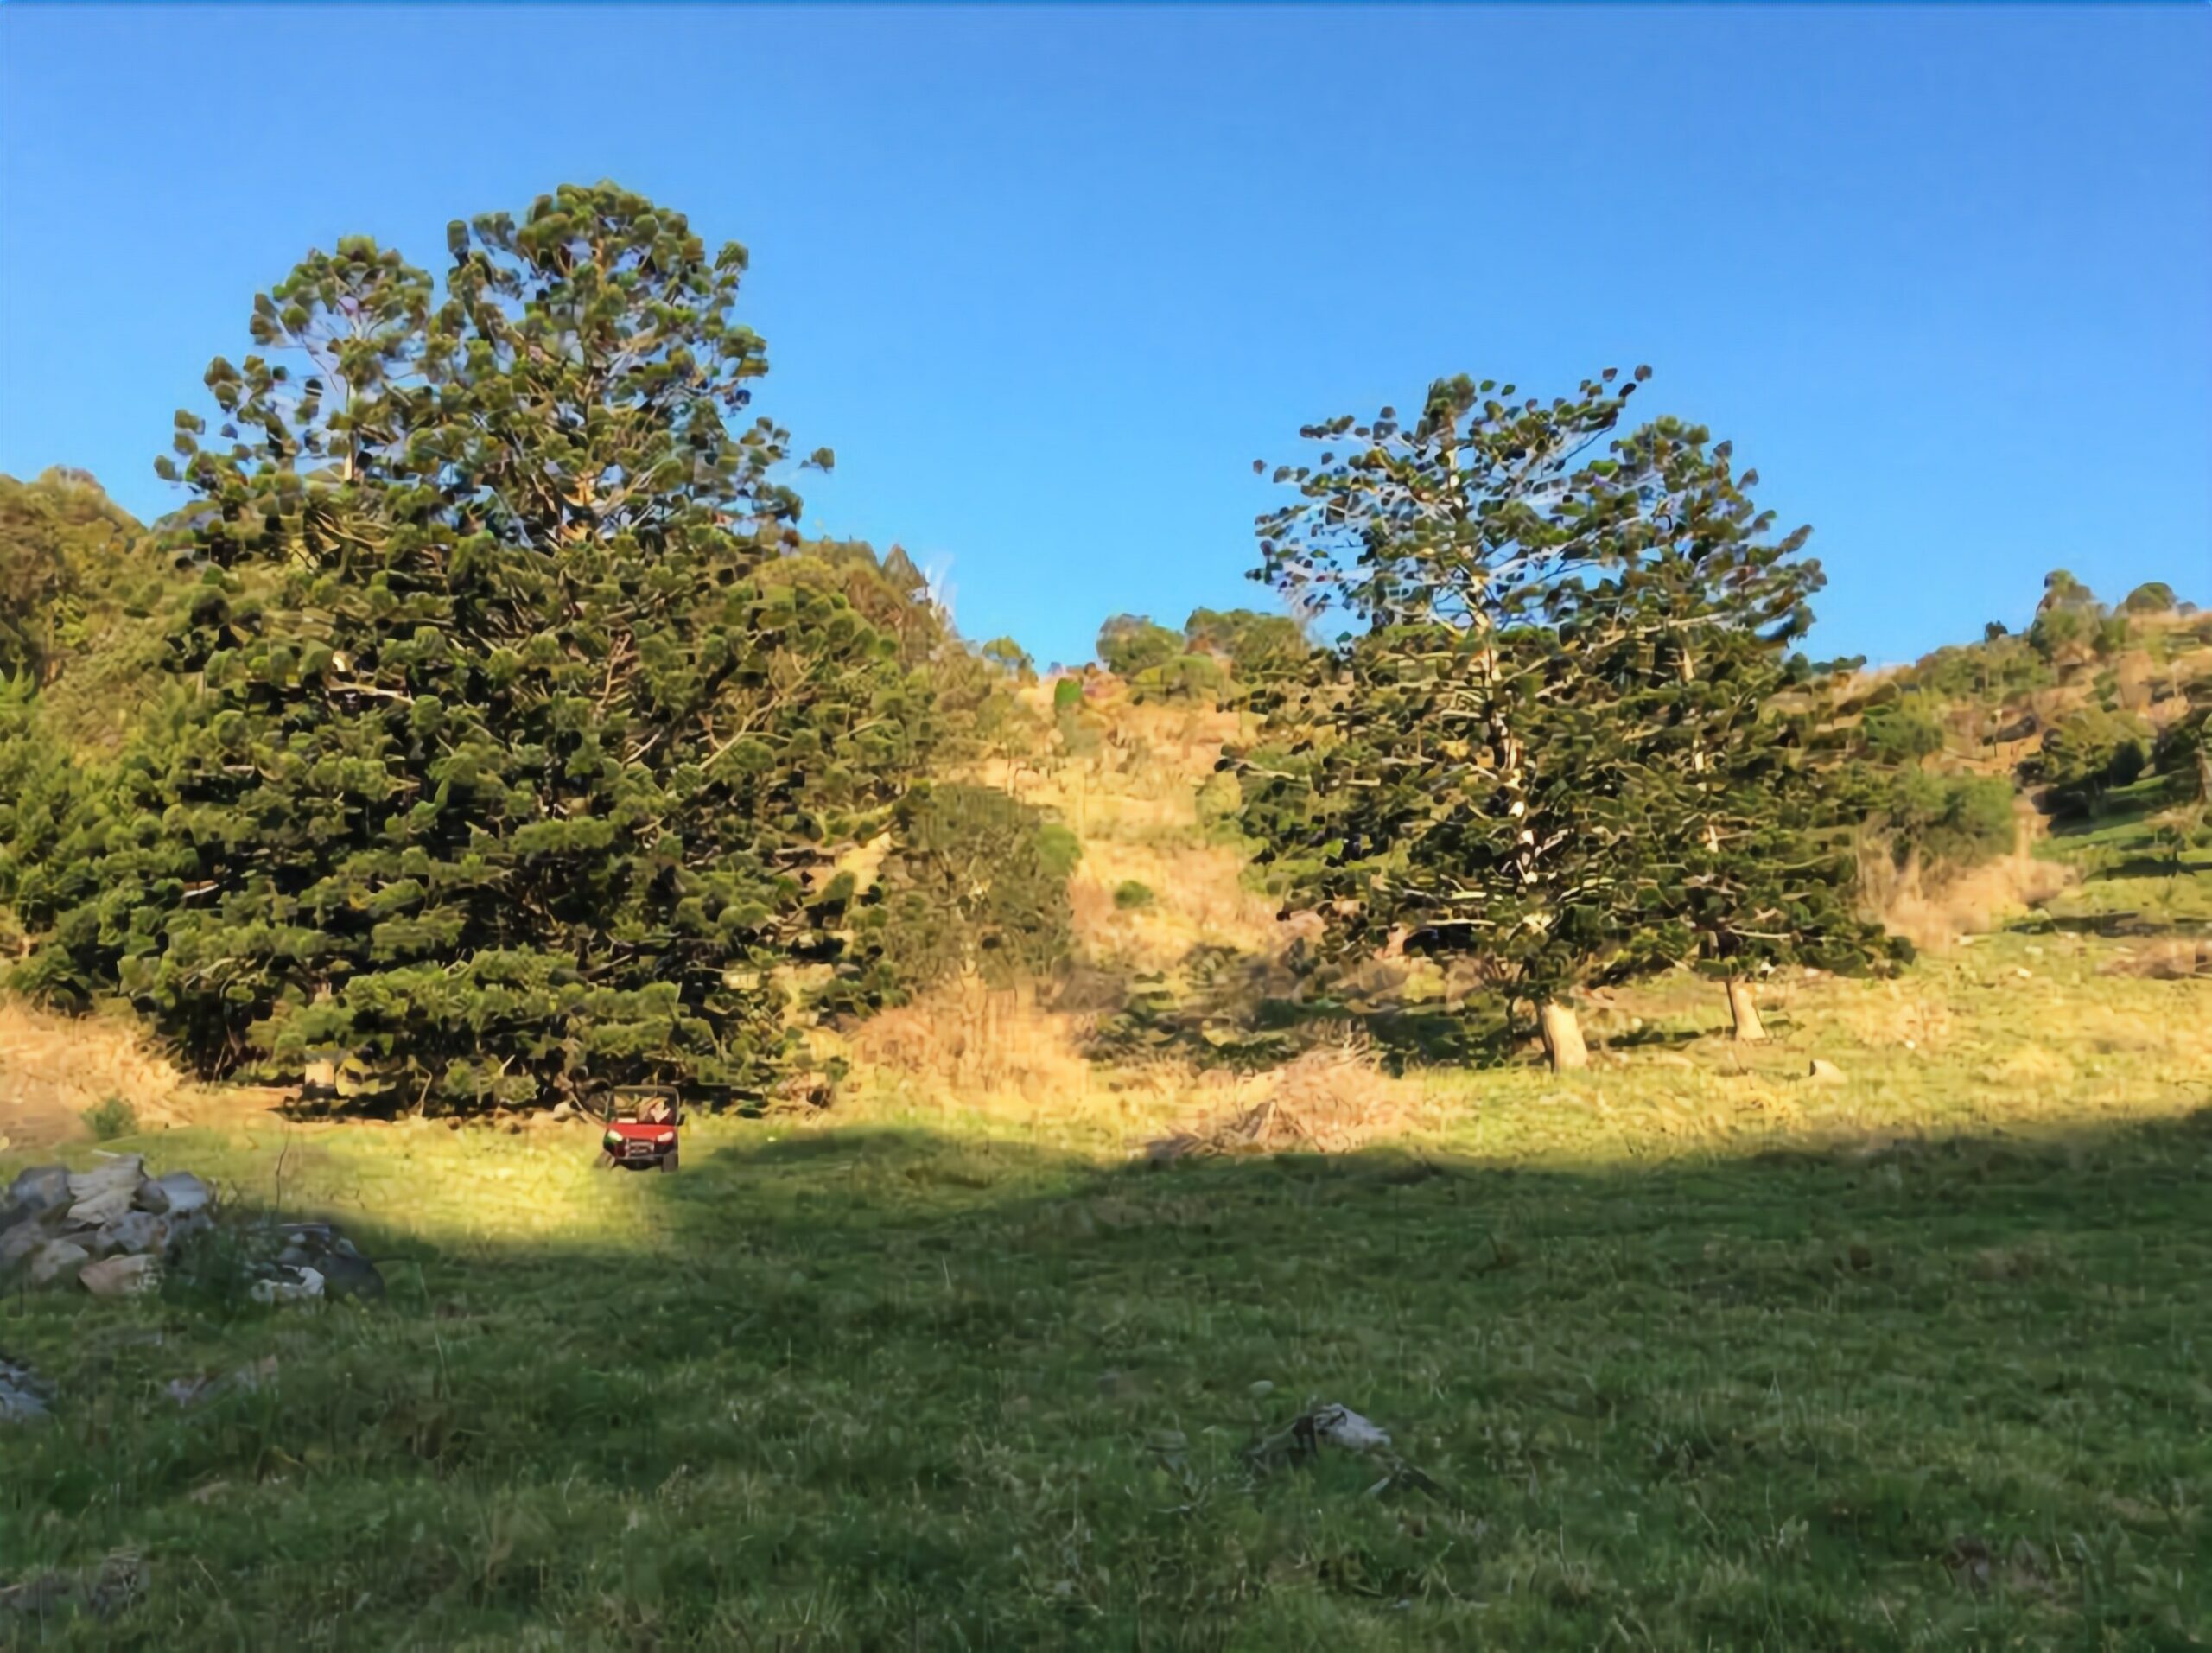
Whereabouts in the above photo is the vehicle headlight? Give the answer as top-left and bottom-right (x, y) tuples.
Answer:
(604, 1131), (623, 1148)
(655, 1130), (676, 1146)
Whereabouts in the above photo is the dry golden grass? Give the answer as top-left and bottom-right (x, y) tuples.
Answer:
(1143, 1032), (1427, 1160)
(1067, 839), (1285, 969)
(2099, 937), (2212, 979)
(1863, 848), (2075, 953)
(0, 1000), (194, 1151)
(850, 975), (1102, 1110)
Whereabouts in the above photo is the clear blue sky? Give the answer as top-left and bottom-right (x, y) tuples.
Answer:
(3, 6), (2207, 670)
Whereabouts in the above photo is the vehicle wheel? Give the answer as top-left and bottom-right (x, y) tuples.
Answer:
(658, 1148), (679, 1174)
(595, 1150), (616, 1169)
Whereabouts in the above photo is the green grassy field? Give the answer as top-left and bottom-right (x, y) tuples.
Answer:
(3, 815), (2209, 1647)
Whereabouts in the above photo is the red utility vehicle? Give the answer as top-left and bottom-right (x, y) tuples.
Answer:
(596, 1086), (683, 1173)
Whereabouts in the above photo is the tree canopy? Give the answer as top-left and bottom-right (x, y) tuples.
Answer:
(22, 183), (939, 1108)
(1232, 369), (1886, 1065)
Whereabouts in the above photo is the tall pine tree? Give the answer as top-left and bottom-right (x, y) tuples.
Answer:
(1235, 369), (1884, 1068)
(1590, 417), (1889, 1039)
(26, 184), (932, 1109)
(1236, 369), (1671, 1069)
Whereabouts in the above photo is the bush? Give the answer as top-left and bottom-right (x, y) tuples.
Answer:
(1035, 823), (1083, 879)
(82, 1094), (137, 1141)
(1112, 880), (1155, 911)
(871, 784), (1074, 995)
(1880, 772), (2018, 873)
(2035, 706), (2152, 817)
(2152, 698), (2210, 803)
(1128, 652), (1226, 705)
(1096, 614), (1183, 679)
(1858, 695), (1945, 765)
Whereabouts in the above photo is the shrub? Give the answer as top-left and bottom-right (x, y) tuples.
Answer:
(871, 784), (1074, 995)
(1096, 614), (1182, 679)
(82, 1094), (138, 1141)
(1128, 652), (1226, 705)
(2034, 706), (2152, 817)
(1035, 823), (1083, 879)
(1879, 772), (2018, 874)
(1858, 695), (1945, 765)
(1112, 880), (1155, 911)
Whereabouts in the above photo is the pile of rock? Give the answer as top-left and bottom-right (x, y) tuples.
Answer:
(0, 1153), (386, 1305)
(0, 1154), (213, 1298)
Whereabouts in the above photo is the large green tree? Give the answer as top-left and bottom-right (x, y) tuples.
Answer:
(1591, 418), (1889, 1039)
(24, 183), (934, 1109)
(1235, 369), (1885, 1067)
(1235, 369), (1681, 1069)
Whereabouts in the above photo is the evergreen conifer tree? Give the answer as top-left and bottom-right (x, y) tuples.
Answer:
(27, 184), (931, 1109)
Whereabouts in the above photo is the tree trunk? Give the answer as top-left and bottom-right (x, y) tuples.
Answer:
(1725, 977), (1767, 1042)
(1537, 1001), (1588, 1071)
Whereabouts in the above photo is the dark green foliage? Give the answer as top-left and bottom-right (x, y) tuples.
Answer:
(2027, 569), (2106, 665)
(870, 784), (1072, 993)
(81, 1094), (138, 1141)
(1235, 370), (1668, 1011)
(1235, 367), (1885, 1027)
(1111, 879), (1154, 911)
(1856, 695), (1945, 765)
(2151, 683), (2212, 804)
(1182, 607), (1310, 684)
(1873, 772), (2018, 874)
(2120, 581), (2176, 615)
(1588, 417), (1890, 984)
(24, 184), (935, 1108)
(1095, 614), (1182, 678)
(0, 680), (93, 955)
(2034, 705), (2152, 817)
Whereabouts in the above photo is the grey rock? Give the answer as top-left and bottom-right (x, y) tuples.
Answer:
(1808, 1059), (1847, 1084)
(0, 1356), (48, 1425)
(66, 1154), (144, 1202)
(135, 1172), (213, 1219)
(1, 1218), (55, 1277)
(26, 1238), (90, 1288)
(5, 1165), (72, 1222)
(79, 1254), (161, 1299)
(248, 1265), (324, 1306)
(65, 1184), (137, 1229)
(91, 1211), (170, 1260)
(315, 1250), (385, 1301)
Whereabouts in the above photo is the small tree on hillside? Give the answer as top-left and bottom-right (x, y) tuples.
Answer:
(1096, 614), (1183, 679)
(25, 184), (933, 1109)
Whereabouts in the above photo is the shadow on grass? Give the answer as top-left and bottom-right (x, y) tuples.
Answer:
(5, 1105), (2209, 1646)
(2010, 909), (2212, 938)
